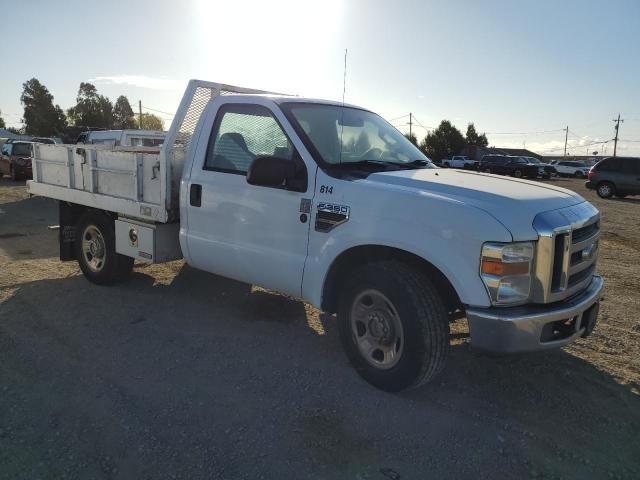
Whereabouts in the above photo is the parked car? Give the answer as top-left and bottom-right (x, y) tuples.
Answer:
(442, 155), (477, 169)
(586, 156), (640, 198)
(478, 155), (541, 178)
(31, 137), (60, 144)
(553, 160), (590, 178)
(28, 79), (604, 392)
(520, 157), (556, 178)
(0, 141), (35, 180)
(76, 129), (166, 147)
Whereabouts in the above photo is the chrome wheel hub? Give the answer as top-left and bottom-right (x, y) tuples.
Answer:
(82, 225), (106, 272)
(350, 289), (404, 370)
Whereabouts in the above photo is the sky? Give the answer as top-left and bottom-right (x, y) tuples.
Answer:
(2, 0), (639, 156)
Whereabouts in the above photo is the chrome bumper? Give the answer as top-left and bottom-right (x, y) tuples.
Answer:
(466, 275), (604, 353)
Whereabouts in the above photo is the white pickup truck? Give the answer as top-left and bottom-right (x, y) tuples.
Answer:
(28, 80), (604, 392)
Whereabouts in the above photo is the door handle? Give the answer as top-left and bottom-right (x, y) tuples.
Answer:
(190, 184), (202, 207)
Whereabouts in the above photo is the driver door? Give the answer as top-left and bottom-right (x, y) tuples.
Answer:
(184, 101), (314, 297)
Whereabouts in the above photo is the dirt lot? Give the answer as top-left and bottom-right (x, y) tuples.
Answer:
(0, 176), (638, 479)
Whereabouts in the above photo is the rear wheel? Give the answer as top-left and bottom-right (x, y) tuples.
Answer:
(512, 169), (523, 178)
(338, 261), (449, 392)
(596, 182), (615, 199)
(75, 212), (134, 285)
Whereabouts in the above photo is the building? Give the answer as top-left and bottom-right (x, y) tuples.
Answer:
(461, 145), (543, 161)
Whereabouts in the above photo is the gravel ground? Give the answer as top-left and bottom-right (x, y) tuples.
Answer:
(0, 176), (639, 479)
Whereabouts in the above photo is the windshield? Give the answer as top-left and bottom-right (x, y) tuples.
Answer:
(282, 103), (432, 166)
(12, 144), (32, 156)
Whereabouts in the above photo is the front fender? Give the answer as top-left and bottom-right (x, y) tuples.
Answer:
(302, 190), (513, 310)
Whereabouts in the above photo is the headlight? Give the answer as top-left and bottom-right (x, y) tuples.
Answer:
(480, 242), (534, 306)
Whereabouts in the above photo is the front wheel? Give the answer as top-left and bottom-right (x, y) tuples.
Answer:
(338, 261), (449, 392)
(513, 169), (523, 178)
(75, 212), (134, 285)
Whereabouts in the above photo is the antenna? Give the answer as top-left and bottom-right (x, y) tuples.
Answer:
(342, 48), (348, 104)
(339, 48), (348, 164)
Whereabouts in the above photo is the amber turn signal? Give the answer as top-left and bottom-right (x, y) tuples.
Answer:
(481, 260), (530, 276)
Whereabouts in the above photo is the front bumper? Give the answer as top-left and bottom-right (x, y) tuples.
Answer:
(466, 275), (603, 353)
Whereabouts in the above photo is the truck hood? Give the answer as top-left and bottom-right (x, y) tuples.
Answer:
(366, 169), (585, 240)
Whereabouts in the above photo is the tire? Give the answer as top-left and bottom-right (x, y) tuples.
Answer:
(512, 169), (523, 178)
(75, 211), (134, 285)
(338, 261), (449, 392)
(596, 182), (615, 199)
(574, 171), (585, 178)
(443, 162), (450, 168)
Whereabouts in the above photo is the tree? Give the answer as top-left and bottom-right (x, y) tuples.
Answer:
(404, 132), (418, 146)
(67, 82), (114, 129)
(113, 96), (136, 129)
(133, 113), (164, 130)
(0, 110), (5, 129)
(465, 123), (488, 147)
(7, 126), (24, 135)
(419, 120), (465, 161)
(20, 78), (67, 136)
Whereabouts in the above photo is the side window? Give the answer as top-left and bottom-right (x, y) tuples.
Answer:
(622, 158), (640, 174)
(205, 104), (296, 174)
(1, 144), (9, 155)
(598, 158), (621, 171)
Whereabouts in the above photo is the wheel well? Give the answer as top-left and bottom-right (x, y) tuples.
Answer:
(59, 202), (116, 261)
(321, 245), (461, 315)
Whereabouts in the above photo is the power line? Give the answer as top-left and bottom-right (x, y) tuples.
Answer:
(486, 129), (564, 135)
(410, 115), (435, 131)
(141, 104), (175, 116)
(386, 114), (410, 123)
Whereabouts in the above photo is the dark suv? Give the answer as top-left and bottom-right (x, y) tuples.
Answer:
(586, 157), (640, 198)
(478, 155), (541, 178)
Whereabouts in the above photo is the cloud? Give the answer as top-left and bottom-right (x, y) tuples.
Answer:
(490, 134), (624, 156)
(88, 75), (184, 90)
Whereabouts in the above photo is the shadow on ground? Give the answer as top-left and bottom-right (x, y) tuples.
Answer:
(1, 265), (639, 479)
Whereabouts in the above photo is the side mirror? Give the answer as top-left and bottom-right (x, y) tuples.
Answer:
(247, 156), (292, 188)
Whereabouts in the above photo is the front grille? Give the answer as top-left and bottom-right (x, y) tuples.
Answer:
(572, 221), (599, 244)
(568, 264), (596, 288)
(532, 202), (600, 303)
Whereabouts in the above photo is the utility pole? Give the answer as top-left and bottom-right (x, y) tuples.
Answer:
(139, 100), (143, 130)
(409, 112), (412, 138)
(563, 126), (569, 157)
(612, 113), (623, 157)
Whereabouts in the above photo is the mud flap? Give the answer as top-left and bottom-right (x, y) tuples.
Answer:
(59, 201), (79, 261)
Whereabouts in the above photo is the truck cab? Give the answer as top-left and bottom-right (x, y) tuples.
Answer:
(28, 80), (604, 392)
